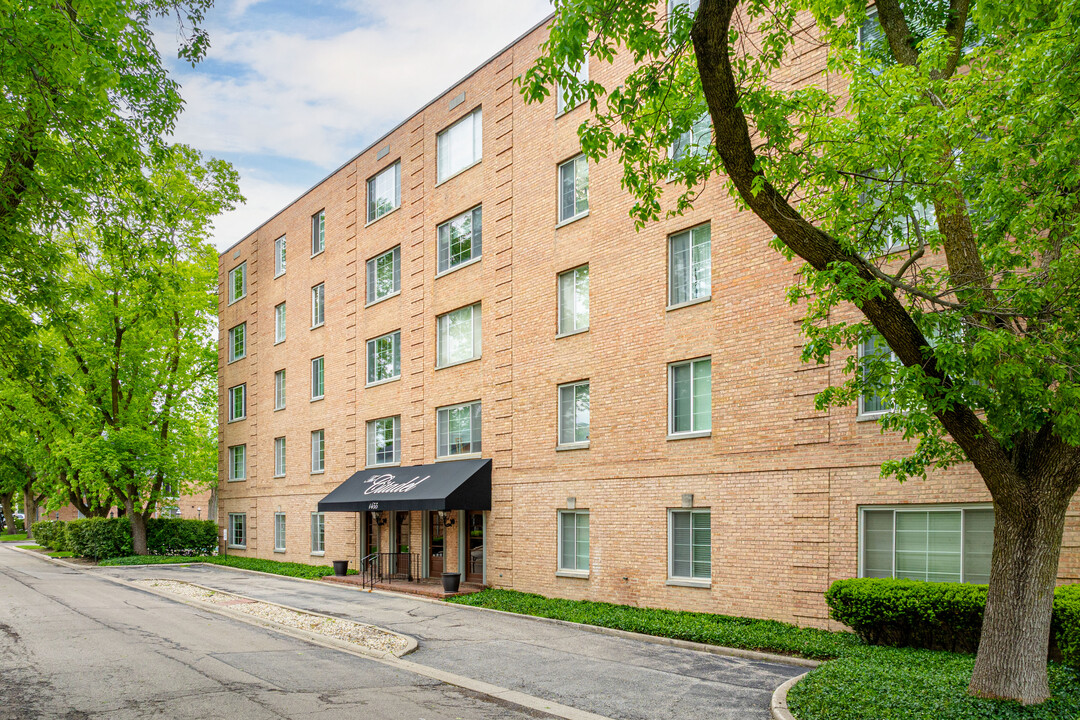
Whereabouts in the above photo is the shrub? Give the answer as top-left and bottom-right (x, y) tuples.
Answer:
(145, 518), (218, 556)
(66, 518), (133, 560)
(30, 520), (69, 552)
(1053, 584), (1080, 668)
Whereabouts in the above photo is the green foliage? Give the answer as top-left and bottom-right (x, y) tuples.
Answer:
(447, 588), (860, 659)
(30, 520), (68, 552)
(98, 554), (359, 580)
(1, 533), (27, 542)
(1053, 585), (1080, 668)
(65, 518), (217, 559)
(66, 518), (133, 560)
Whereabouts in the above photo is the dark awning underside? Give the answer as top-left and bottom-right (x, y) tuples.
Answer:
(317, 458), (491, 513)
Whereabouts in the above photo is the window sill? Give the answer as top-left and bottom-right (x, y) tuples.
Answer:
(555, 570), (589, 579)
(666, 296), (711, 312)
(274, 406), (285, 412)
(228, 544), (246, 550)
(311, 470), (325, 476)
(666, 578), (711, 589)
(273, 339), (284, 346)
(311, 551), (325, 557)
(436, 356), (481, 372)
(365, 290), (401, 308)
(365, 205), (400, 228)
(555, 210), (590, 229)
(365, 462), (401, 470)
(667, 431), (711, 441)
(555, 327), (588, 339)
(274, 549), (286, 554)
(227, 356), (245, 364)
(311, 249), (325, 259)
(227, 296), (246, 306)
(556, 442), (590, 452)
(226, 478), (245, 483)
(365, 376), (401, 389)
(274, 270), (285, 279)
(272, 474), (285, 479)
(435, 255), (482, 279)
(311, 323), (325, 331)
(857, 411), (891, 423)
(311, 396), (324, 403)
(555, 102), (582, 119)
(227, 417), (246, 424)
(435, 453), (481, 463)
(435, 158), (482, 187)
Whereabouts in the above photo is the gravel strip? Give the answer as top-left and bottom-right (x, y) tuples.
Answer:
(135, 579), (411, 656)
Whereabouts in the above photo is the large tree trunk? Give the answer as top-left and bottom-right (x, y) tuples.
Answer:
(207, 485), (218, 522)
(969, 483), (1072, 703)
(0, 491), (17, 534)
(22, 485), (39, 538)
(127, 499), (148, 556)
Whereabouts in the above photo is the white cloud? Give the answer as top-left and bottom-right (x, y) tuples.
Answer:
(210, 175), (311, 252)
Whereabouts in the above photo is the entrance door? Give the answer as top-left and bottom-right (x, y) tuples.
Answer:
(395, 511), (412, 578)
(365, 512), (378, 556)
(465, 510), (484, 584)
(429, 512), (444, 575)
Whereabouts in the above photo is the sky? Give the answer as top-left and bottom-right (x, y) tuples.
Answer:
(157, 0), (554, 252)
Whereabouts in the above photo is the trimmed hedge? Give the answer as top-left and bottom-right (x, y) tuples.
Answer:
(1053, 584), (1080, 668)
(145, 518), (218, 557)
(66, 518), (133, 560)
(30, 520), (69, 552)
(32, 518), (219, 560)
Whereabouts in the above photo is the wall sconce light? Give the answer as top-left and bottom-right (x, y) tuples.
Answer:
(372, 510), (387, 526)
(437, 510), (456, 528)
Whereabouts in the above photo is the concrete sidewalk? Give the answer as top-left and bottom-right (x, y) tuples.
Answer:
(95, 563), (804, 720)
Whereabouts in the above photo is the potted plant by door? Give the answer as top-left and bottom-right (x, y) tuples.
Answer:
(332, 559), (349, 576)
(441, 571), (461, 593)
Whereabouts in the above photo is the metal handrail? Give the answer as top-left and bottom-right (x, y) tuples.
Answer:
(360, 552), (420, 588)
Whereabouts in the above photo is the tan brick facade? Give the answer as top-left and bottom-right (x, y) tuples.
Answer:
(217, 16), (1080, 628)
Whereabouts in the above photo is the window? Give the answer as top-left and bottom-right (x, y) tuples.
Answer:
(366, 246), (400, 304)
(366, 331), (401, 385)
(273, 436), (286, 477)
(274, 369), (286, 411)
(311, 357), (324, 400)
(859, 334), (896, 417)
(558, 155), (589, 223)
(437, 107), (482, 182)
(227, 323), (246, 362)
(311, 283), (325, 328)
(228, 445), (246, 482)
(274, 303), (286, 343)
(367, 161), (400, 223)
(274, 512), (286, 552)
(557, 265), (589, 335)
(228, 384), (246, 422)
(311, 512), (325, 554)
(668, 223), (711, 307)
(437, 205), (482, 274)
(669, 358), (711, 435)
(671, 114), (711, 163)
(558, 510), (590, 574)
(274, 235), (286, 277)
(436, 303), (481, 368)
(311, 429), (325, 473)
(311, 210), (325, 255)
(437, 401), (481, 458)
(228, 262), (246, 304)
(669, 509), (711, 582)
(861, 506), (994, 584)
(557, 57), (589, 115)
(558, 381), (590, 447)
(367, 416), (401, 467)
(228, 513), (246, 549)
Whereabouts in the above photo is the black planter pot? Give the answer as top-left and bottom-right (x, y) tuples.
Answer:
(332, 559), (349, 577)
(441, 572), (461, 593)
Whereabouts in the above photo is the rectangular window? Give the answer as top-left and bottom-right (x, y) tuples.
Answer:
(671, 114), (711, 162)
(557, 265), (589, 335)
(557, 57), (589, 115)
(311, 283), (325, 328)
(366, 246), (400, 304)
(436, 303), (481, 368)
(367, 161), (400, 223)
(273, 436), (286, 477)
(228, 513), (246, 548)
(311, 429), (325, 473)
(275, 302), (286, 343)
(228, 384), (246, 422)
(274, 369), (286, 411)
(311, 512), (325, 554)
(437, 205), (482, 274)
(366, 331), (401, 385)
(437, 401), (481, 458)
(228, 262), (246, 304)
(859, 334), (896, 416)
(228, 445), (246, 482)
(669, 508), (710, 581)
(669, 358), (711, 435)
(274, 235), (286, 277)
(311, 210), (325, 255)
(228, 323), (246, 362)
(558, 381), (590, 446)
(311, 357), (324, 400)
(437, 107), (482, 182)
(558, 510), (590, 573)
(668, 223), (711, 306)
(861, 506), (994, 584)
(274, 512), (286, 552)
(367, 416), (401, 467)
(558, 155), (589, 223)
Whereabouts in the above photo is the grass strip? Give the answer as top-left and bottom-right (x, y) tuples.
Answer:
(16, 544), (42, 550)
(1, 533), (28, 542)
(47, 551), (74, 558)
(98, 554), (358, 580)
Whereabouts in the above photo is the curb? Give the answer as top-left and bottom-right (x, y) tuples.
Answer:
(771, 671), (809, 720)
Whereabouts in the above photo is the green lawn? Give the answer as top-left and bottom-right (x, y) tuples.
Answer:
(46, 551), (75, 558)
(448, 589), (1080, 720)
(16, 544), (42, 550)
(1, 533), (28, 542)
(98, 554), (358, 580)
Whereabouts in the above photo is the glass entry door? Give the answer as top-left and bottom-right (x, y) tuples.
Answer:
(429, 512), (445, 575)
(466, 510), (484, 583)
(395, 511), (411, 576)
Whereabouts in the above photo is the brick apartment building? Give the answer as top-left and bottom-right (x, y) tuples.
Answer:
(216, 11), (1080, 626)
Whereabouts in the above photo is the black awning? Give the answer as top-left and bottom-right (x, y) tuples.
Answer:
(317, 458), (491, 513)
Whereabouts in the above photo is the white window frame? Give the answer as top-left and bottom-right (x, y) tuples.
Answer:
(436, 302), (482, 369)
(436, 401), (481, 459)
(367, 161), (400, 224)
(437, 107), (483, 183)
(668, 507), (711, 586)
(227, 323), (246, 363)
(274, 302), (286, 344)
(228, 384), (246, 423)
(858, 334), (897, 419)
(366, 416), (401, 468)
(556, 509), (590, 577)
(311, 429), (325, 474)
(366, 330), (401, 387)
(556, 57), (589, 116)
(274, 369), (286, 411)
(671, 113), (711, 164)
(557, 154), (589, 225)
(311, 356), (324, 401)
(228, 444), (246, 482)
(228, 262), (246, 304)
(273, 436), (286, 478)
(557, 380), (590, 449)
(557, 264), (589, 336)
(366, 246), (400, 305)
(311, 210), (325, 256)
(311, 283), (325, 328)
(668, 357), (711, 437)
(311, 512), (325, 555)
(667, 223), (712, 308)
(274, 235), (286, 277)
(228, 513), (246, 549)
(274, 512), (286, 553)
(437, 205), (483, 275)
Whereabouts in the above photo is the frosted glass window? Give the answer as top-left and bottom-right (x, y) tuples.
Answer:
(558, 265), (589, 334)
(437, 303), (481, 367)
(437, 108), (482, 182)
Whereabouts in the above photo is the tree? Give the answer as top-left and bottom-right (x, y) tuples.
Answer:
(526, 0), (1080, 704)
